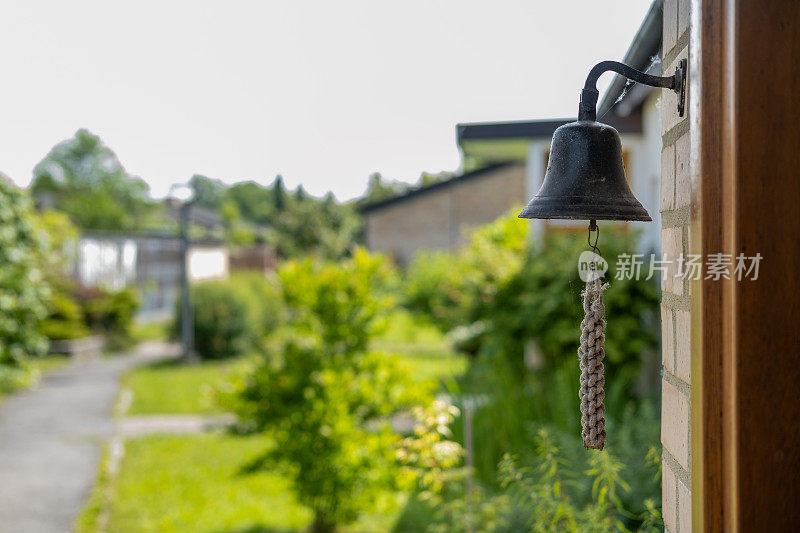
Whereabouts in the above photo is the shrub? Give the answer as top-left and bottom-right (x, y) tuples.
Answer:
(404, 209), (659, 389)
(404, 250), (463, 332)
(34, 209), (78, 274)
(0, 179), (50, 391)
(175, 279), (259, 359)
(400, 210), (662, 527)
(74, 283), (140, 349)
(227, 271), (284, 335)
(492, 429), (663, 532)
(99, 286), (140, 349)
(38, 289), (89, 341)
(404, 208), (529, 335)
(223, 249), (428, 532)
(35, 213), (88, 342)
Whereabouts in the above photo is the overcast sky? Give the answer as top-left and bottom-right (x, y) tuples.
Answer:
(0, 0), (652, 200)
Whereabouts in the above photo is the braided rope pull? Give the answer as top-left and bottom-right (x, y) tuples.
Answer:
(579, 277), (609, 450)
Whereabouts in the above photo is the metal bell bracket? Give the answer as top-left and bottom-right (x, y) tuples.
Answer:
(578, 59), (687, 121)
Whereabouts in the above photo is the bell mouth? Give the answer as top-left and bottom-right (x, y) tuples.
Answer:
(519, 195), (652, 221)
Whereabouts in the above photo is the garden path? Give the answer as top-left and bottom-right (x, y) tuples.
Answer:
(0, 341), (179, 533)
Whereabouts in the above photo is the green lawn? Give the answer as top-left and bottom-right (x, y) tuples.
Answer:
(373, 309), (467, 387)
(129, 319), (171, 342)
(121, 356), (253, 415)
(76, 432), (403, 533)
(378, 342), (467, 386)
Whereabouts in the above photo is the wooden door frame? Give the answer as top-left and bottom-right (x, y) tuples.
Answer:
(691, 0), (800, 530)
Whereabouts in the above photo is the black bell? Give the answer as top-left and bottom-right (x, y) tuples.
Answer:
(519, 120), (651, 221)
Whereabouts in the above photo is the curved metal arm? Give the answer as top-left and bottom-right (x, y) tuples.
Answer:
(578, 59), (687, 121)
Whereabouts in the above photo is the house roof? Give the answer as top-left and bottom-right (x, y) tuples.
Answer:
(456, 112), (643, 144)
(80, 229), (225, 247)
(359, 162), (516, 213)
(456, 119), (572, 141)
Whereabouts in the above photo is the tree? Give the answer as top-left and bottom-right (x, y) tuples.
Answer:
(361, 172), (408, 204)
(31, 129), (154, 230)
(418, 170), (453, 187)
(224, 250), (426, 532)
(220, 177), (361, 259)
(272, 175), (287, 211)
(0, 177), (50, 391)
(189, 174), (226, 211)
(226, 181), (275, 226)
(294, 184), (307, 203)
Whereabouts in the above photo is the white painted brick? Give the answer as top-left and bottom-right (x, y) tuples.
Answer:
(664, 0), (678, 53)
(675, 133), (691, 208)
(675, 309), (691, 383)
(663, 461), (678, 533)
(661, 144), (676, 211)
(678, 0), (691, 37)
(661, 305), (675, 374)
(662, 379), (690, 470)
(678, 476), (692, 532)
(661, 227), (684, 296)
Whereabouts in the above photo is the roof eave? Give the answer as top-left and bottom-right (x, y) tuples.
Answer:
(360, 162), (517, 213)
(597, 0), (664, 117)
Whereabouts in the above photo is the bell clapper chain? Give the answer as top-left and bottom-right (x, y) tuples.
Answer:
(579, 220), (608, 450)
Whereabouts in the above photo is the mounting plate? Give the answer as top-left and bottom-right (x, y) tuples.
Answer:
(675, 58), (688, 117)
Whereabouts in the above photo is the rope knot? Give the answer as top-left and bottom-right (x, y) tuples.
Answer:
(579, 277), (608, 450)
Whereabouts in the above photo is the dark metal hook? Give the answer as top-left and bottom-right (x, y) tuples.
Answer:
(578, 59), (687, 121)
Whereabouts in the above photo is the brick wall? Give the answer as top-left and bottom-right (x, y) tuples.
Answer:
(365, 164), (526, 265)
(661, 0), (692, 530)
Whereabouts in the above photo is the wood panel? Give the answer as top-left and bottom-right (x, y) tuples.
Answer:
(692, 0), (727, 529)
(731, 0), (800, 528)
(695, 0), (800, 529)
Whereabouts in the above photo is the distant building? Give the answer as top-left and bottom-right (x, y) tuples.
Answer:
(362, 163), (526, 266)
(74, 232), (229, 320)
(362, 1), (664, 263)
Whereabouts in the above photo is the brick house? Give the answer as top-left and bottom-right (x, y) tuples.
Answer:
(362, 162), (526, 265)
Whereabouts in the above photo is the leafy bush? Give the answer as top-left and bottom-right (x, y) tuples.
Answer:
(401, 210), (662, 528)
(223, 249), (428, 532)
(404, 250), (462, 332)
(34, 209), (78, 275)
(0, 179), (50, 391)
(492, 429), (663, 532)
(37, 275), (139, 348)
(38, 289), (89, 341)
(397, 401), (502, 533)
(226, 272), (284, 335)
(400, 415), (662, 532)
(175, 279), (259, 359)
(405, 210), (659, 395)
(34, 210), (91, 342)
(480, 231), (659, 379)
(404, 212), (528, 336)
(75, 283), (140, 349)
